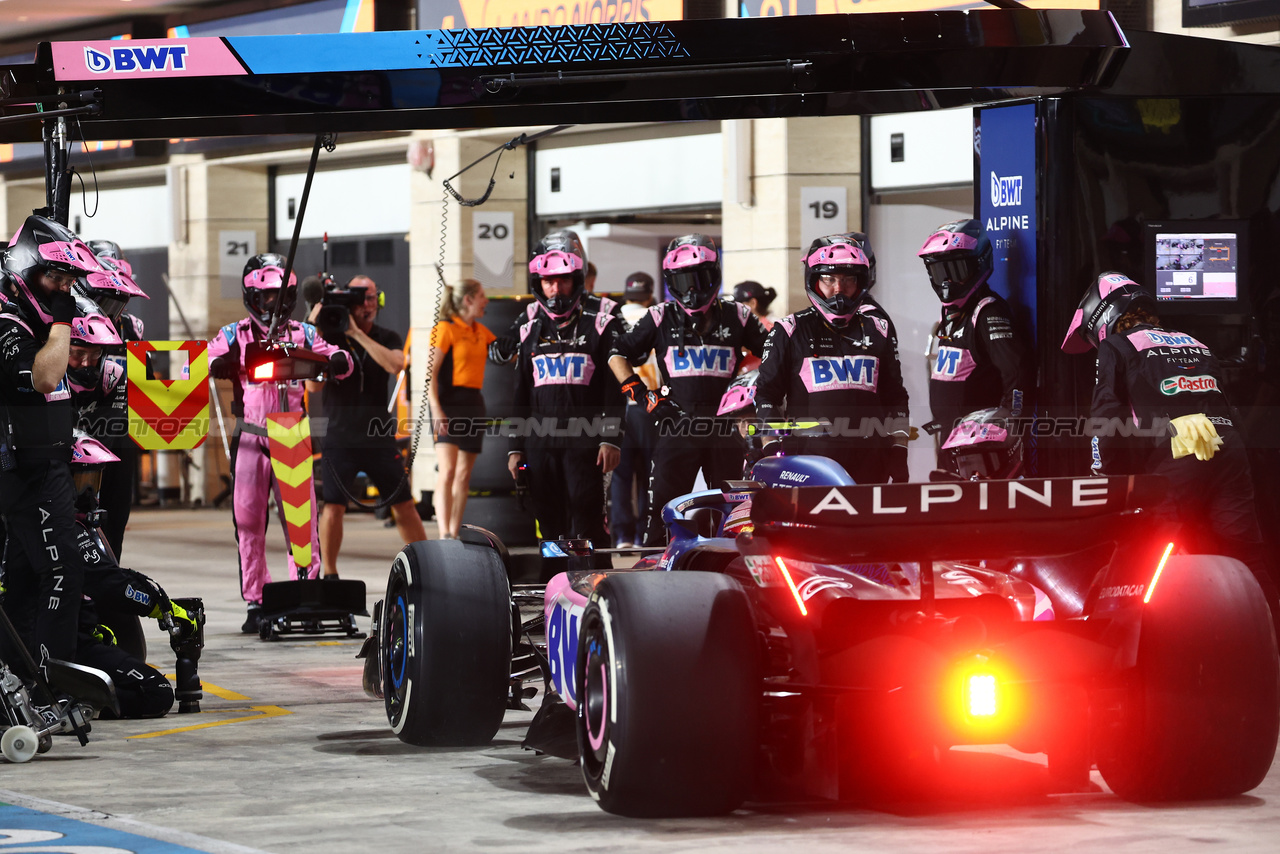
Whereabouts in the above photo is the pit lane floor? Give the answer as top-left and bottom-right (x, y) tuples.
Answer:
(3, 507), (1278, 854)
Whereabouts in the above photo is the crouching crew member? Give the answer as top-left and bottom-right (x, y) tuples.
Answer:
(507, 231), (625, 551)
(756, 233), (911, 484)
(609, 234), (768, 546)
(1062, 271), (1278, 611)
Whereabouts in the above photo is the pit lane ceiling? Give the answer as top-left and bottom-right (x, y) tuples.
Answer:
(0, 10), (1129, 142)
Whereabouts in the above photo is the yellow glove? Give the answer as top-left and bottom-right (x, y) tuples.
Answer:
(1170, 413), (1224, 461)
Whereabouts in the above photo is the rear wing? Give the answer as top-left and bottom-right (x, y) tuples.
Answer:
(747, 476), (1170, 563)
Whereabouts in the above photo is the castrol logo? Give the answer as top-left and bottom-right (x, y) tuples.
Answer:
(1159, 375), (1218, 395)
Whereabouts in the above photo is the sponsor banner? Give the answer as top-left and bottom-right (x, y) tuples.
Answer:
(737, 0), (1098, 15)
(977, 102), (1037, 344)
(127, 341), (210, 450)
(52, 20), (691, 80)
(53, 39), (247, 81)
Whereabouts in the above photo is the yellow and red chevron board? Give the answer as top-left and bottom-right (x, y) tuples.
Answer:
(266, 412), (315, 570)
(126, 341), (210, 450)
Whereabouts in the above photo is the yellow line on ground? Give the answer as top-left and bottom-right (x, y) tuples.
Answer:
(126, 705), (292, 739)
(161, 677), (250, 701)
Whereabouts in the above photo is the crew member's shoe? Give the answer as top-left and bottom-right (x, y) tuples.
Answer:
(241, 603), (263, 634)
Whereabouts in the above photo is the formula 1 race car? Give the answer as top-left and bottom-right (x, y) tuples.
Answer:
(360, 453), (1280, 817)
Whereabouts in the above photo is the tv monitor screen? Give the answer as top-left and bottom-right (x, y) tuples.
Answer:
(1152, 231), (1238, 302)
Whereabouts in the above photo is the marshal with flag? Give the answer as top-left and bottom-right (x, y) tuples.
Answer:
(126, 340), (211, 450)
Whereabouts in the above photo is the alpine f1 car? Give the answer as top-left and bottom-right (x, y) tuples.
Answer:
(360, 453), (1279, 817)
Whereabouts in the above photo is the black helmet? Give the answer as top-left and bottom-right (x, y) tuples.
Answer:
(1, 215), (104, 328)
(917, 218), (993, 306)
(241, 252), (297, 331)
(528, 230), (586, 319)
(86, 239), (133, 276)
(935, 408), (1024, 481)
(803, 234), (871, 327)
(624, 271), (654, 303)
(1061, 271), (1157, 354)
(662, 233), (721, 315)
(841, 232), (877, 290)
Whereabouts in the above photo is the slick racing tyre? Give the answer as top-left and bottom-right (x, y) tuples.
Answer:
(1097, 555), (1280, 801)
(576, 572), (759, 817)
(381, 539), (511, 746)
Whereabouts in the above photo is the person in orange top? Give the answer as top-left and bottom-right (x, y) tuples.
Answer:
(427, 278), (494, 539)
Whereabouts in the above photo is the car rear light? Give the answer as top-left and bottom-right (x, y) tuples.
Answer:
(1142, 542), (1176, 605)
(253, 362), (275, 381)
(773, 557), (808, 617)
(965, 673), (998, 718)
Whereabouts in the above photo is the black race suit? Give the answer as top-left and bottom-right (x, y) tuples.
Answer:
(928, 286), (1032, 439)
(0, 310), (88, 674)
(510, 302), (625, 551)
(1090, 322), (1276, 605)
(95, 312), (144, 559)
(490, 295), (620, 365)
(611, 299), (769, 546)
(755, 303), (910, 485)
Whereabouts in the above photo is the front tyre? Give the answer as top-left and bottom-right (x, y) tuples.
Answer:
(1097, 555), (1280, 801)
(382, 539), (511, 746)
(576, 572), (759, 817)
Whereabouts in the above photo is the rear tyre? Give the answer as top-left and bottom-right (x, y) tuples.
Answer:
(1097, 555), (1280, 801)
(382, 539), (511, 746)
(576, 572), (759, 817)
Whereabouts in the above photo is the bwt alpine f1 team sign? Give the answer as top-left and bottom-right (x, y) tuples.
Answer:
(977, 101), (1038, 342)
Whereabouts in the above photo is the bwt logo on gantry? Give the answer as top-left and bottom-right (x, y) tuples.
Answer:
(85, 45), (189, 74)
(990, 173), (1023, 207)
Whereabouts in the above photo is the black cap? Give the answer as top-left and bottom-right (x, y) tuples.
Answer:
(624, 271), (654, 301)
(733, 280), (776, 311)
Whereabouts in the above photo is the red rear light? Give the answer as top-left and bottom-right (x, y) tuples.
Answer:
(1143, 542), (1176, 604)
(773, 557), (808, 617)
(252, 362), (275, 381)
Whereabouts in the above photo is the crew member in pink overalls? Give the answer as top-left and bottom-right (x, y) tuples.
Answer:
(208, 253), (352, 633)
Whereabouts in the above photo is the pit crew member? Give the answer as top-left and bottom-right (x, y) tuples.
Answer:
(507, 231), (625, 552)
(1062, 271), (1278, 612)
(208, 253), (352, 633)
(609, 234), (769, 546)
(918, 219), (1032, 453)
(755, 233), (911, 484)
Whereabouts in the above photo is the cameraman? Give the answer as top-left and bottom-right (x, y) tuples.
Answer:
(311, 276), (427, 578)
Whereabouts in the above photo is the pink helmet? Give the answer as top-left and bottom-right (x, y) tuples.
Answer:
(717, 369), (758, 417)
(82, 255), (147, 324)
(71, 431), (120, 467)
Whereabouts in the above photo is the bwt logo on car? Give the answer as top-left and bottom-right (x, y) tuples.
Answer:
(85, 45), (189, 74)
(990, 173), (1023, 207)
(1160, 375), (1219, 395)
